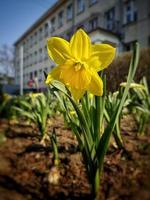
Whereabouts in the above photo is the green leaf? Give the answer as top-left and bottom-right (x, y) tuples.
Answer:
(95, 43), (140, 169)
(52, 80), (68, 95)
(12, 106), (35, 121)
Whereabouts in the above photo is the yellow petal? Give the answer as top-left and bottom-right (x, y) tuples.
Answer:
(88, 70), (103, 96)
(69, 87), (85, 101)
(70, 29), (91, 60)
(86, 56), (102, 71)
(47, 37), (71, 64)
(45, 73), (53, 84)
(60, 63), (91, 90)
(92, 44), (116, 71)
(45, 66), (62, 84)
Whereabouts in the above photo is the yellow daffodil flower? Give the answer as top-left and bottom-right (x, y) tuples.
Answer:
(46, 29), (116, 100)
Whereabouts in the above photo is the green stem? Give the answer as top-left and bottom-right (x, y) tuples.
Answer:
(91, 168), (101, 200)
(113, 117), (124, 149)
(51, 129), (59, 166)
(94, 169), (100, 200)
(94, 96), (101, 141)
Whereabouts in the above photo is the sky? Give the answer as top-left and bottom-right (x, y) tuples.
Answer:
(0, 0), (57, 47)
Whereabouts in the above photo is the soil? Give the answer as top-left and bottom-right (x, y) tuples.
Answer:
(0, 115), (150, 200)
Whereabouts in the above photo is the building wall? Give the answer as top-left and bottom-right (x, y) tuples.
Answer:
(123, 0), (150, 48)
(14, 0), (150, 89)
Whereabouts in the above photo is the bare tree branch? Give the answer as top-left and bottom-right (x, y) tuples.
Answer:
(0, 44), (14, 75)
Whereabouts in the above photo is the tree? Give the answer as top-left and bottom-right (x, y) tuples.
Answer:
(0, 44), (14, 76)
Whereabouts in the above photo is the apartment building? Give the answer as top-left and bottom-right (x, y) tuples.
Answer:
(14, 0), (150, 89)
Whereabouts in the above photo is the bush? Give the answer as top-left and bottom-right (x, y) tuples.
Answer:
(106, 48), (150, 91)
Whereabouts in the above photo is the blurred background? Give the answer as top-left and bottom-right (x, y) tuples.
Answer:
(0, 0), (150, 94)
(0, 2), (150, 199)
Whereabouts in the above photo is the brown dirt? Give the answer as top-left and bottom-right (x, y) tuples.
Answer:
(0, 115), (150, 200)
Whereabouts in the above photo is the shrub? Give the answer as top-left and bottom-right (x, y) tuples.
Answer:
(106, 48), (150, 91)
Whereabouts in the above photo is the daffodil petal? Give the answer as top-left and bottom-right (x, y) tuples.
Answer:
(86, 56), (102, 71)
(69, 87), (85, 101)
(47, 37), (71, 64)
(88, 70), (103, 96)
(92, 44), (116, 71)
(60, 63), (91, 90)
(45, 66), (62, 84)
(45, 73), (53, 84)
(70, 29), (91, 60)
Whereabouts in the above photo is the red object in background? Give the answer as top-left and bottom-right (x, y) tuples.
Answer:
(28, 79), (34, 87)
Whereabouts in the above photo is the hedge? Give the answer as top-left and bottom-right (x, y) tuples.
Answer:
(106, 48), (150, 92)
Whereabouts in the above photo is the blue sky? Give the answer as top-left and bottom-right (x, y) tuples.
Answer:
(0, 0), (57, 46)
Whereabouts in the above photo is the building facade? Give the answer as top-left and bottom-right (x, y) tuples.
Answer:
(0, 73), (14, 85)
(14, 0), (150, 89)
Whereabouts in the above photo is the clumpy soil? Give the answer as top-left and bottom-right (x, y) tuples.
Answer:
(0, 115), (150, 200)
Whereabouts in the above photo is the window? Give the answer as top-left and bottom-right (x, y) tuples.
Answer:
(23, 57), (25, 68)
(23, 42), (26, 51)
(77, 0), (85, 13)
(67, 4), (73, 20)
(34, 32), (37, 44)
(50, 17), (55, 32)
(34, 70), (37, 77)
(34, 51), (37, 64)
(39, 69), (42, 75)
(25, 57), (27, 67)
(28, 55), (30, 67)
(105, 7), (115, 31)
(124, 0), (137, 24)
(66, 30), (72, 40)
(28, 54), (31, 66)
(77, 24), (84, 30)
(26, 38), (29, 50)
(89, 0), (97, 6)
(44, 23), (49, 37)
(124, 40), (137, 51)
(39, 69), (43, 82)
(44, 45), (48, 60)
(30, 35), (33, 47)
(39, 48), (43, 62)
(30, 53), (33, 65)
(23, 57), (26, 67)
(30, 72), (33, 80)
(39, 27), (43, 40)
(44, 67), (48, 73)
(89, 17), (98, 30)
(58, 11), (63, 27)
(26, 56), (28, 67)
